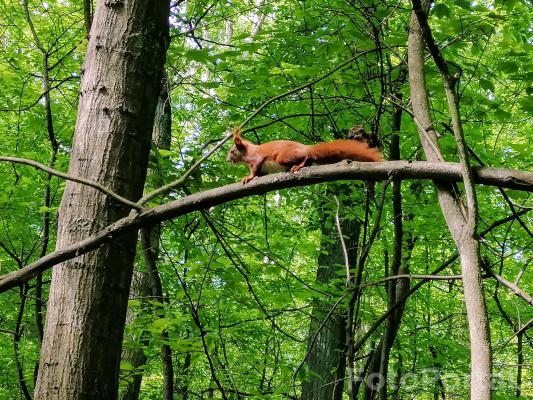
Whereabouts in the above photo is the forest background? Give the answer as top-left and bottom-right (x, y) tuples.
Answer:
(0, 0), (531, 399)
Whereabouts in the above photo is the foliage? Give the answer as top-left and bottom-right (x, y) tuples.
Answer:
(0, 0), (531, 398)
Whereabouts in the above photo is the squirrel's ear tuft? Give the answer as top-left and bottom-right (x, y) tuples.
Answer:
(233, 128), (245, 148)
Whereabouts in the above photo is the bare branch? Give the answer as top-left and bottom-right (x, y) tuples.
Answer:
(378, 273), (463, 283)
(0, 156), (144, 211)
(483, 264), (533, 307)
(0, 160), (531, 293)
(138, 49), (379, 205)
(334, 195), (351, 283)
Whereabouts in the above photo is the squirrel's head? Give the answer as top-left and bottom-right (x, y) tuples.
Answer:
(226, 144), (246, 163)
(226, 128), (247, 163)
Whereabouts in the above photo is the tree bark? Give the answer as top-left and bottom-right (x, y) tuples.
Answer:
(516, 332), (522, 398)
(301, 190), (359, 400)
(143, 73), (174, 400)
(407, 3), (492, 399)
(140, 227), (174, 400)
(120, 271), (151, 400)
(34, 1), (169, 399)
(364, 99), (412, 400)
(121, 73), (173, 400)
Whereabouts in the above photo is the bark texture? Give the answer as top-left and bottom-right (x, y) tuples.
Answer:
(301, 192), (359, 400)
(364, 100), (412, 400)
(121, 74), (173, 400)
(34, 1), (169, 399)
(408, 4), (492, 399)
(144, 74), (174, 400)
(120, 271), (151, 400)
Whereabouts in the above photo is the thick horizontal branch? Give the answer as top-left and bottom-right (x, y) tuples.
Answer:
(0, 160), (532, 293)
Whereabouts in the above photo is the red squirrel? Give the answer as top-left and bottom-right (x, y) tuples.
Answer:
(226, 128), (383, 184)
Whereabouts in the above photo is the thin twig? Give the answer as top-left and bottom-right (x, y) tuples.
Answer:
(238, 49), (379, 130)
(493, 318), (533, 357)
(371, 273), (463, 285)
(334, 195), (351, 283)
(293, 293), (347, 381)
(483, 264), (533, 306)
(0, 156), (143, 211)
(0, 161), (531, 294)
(384, 95), (444, 161)
(139, 49), (379, 205)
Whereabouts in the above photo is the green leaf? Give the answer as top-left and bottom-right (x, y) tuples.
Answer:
(508, 143), (529, 155)
(454, 0), (471, 9)
(233, 33), (250, 40)
(158, 149), (172, 157)
(500, 61), (518, 74)
(185, 48), (211, 62)
(237, 42), (262, 52)
(520, 98), (533, 116)
(150, 318), (169, 330)
(479, 79), (495, 92)
(471, 43), (482, 56)
(503, 0), (517, 10)
(197, 81), (220, 89)
(385, 33), (407, 46)
(297, 364), (309, 381)
(120, 361), (134, 371)
(494, 109), (511, 121)
(433, 4), (451, 18)
(487, 12), (507, 21)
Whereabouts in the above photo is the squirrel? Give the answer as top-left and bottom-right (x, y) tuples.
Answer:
(226, 128), (383, 184)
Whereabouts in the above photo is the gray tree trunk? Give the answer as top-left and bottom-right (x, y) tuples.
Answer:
(34, 1), (169, 399)
(364, 101), (412, 400)
(407, 4), (491, 399)
(120, 271), (151, 400)
(301, 190), (360, 400)
(121, 74), (173, 400)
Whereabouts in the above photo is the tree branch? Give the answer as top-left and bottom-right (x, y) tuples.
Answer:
(138, 48), (379, 205)
(411, 0), (478, 232)
(0, 160), (531, 293)
(482, 263), (533, 306)
(0, 156), (144, 211)
(377, 273), (463, 283)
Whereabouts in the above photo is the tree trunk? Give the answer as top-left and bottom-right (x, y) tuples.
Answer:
(301, 190), (360, 400)
(143, 73), (174, 400)
(34, 1), (169, 399)
(121, 73), (173, 400)
(120, 271), (151, 400)
(407, 3), (492, 399)
(140, 227), (175, 400)
(364, 100), (411, 400)
(516, 332), (522, 398)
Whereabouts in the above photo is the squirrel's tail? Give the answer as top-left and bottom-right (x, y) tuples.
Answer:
(309, 139), (383, 163)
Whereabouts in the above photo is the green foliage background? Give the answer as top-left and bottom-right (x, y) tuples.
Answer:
(0, 0), (531, 398)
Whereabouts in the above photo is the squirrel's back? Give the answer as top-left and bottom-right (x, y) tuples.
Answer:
(309, 140), (383, 163)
